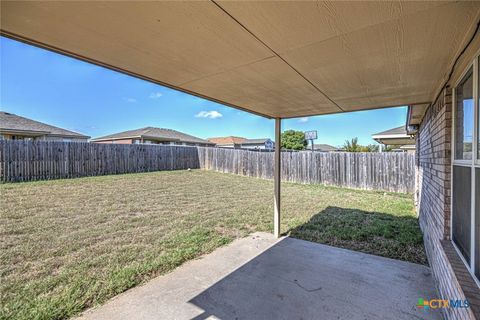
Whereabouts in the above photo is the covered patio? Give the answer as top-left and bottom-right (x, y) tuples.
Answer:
(78, 233), (440, 320)
(2, 1), (480, 319)
(2, 0), (477, 235)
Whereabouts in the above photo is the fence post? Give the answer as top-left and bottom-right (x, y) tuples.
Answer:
(0, 140), (416, 193)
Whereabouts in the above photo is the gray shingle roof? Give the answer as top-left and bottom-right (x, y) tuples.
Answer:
(313, 144), (341, 151)
(92, 127), (214, 144)
(372, 126), (407, 136)
(241, 138), (271, 145)
(0, 111), (89, 138)
(208, 136), (246, 145)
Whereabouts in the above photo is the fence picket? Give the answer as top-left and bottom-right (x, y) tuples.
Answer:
(195, 147), (414, 193)
(0, 141), (415, 193)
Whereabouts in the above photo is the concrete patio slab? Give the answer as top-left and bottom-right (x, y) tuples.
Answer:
(78, 232), (442, 320)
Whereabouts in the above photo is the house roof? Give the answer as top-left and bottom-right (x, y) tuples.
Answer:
(372, 126), (415, 146)
(0, 111), (90, 138)
(208, 136), (246, 145)
(2, 2), (478, 119)
(400, 145), (416, 150)
(313, 144), (341, 152)
(92, 127), (213, 144)
(372, 126), (407, 137)
(241, 138), (271, 145)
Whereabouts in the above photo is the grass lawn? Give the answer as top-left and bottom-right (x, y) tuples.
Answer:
(0, 170), (425, 320)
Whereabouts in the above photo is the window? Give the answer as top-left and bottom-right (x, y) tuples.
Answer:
(476, 169), (479, 280)
(454, 67), (474, 161)
(452, 166), (472, 264)
(452, 58), (479, 287)
(478, 62), (480, 162)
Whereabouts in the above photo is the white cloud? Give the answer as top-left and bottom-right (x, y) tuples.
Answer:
(149, 92), (163, 99)
(125, 98), (137, 103)
(298, 117), (309, 123)
(195, 110), (223, 119)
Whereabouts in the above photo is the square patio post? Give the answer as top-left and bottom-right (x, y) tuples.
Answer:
(274, 118), (281, 238)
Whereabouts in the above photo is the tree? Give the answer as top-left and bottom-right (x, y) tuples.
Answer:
(382, 145), (394, 152)
(281, 130), (307, 150)
(343, 137), (362, 152)
(343, 138), (380, 152)
(363, 144), (379, 152)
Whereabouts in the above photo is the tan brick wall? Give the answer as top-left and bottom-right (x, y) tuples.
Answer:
(93, 139), (133, 144)
(417, 87), (476, 320)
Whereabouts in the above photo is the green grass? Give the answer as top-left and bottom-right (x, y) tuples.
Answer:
(0, 170), (425, 319)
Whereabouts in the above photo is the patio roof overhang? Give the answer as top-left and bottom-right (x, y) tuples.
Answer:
(1, 1), (480, 119)
(2, 1), (480, 238)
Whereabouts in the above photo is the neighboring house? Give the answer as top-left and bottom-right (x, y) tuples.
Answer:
(240, 138), (274, 150)
(208, 136), (246, 148)
(399, 145), (416, 152)
(208, 136), (274, 150)
(388, 144), (416, 153)
(372, 126), (416, 153)
(313, 144), (342, 152)
(0, 111), (89, 141)
(91, 127), (214, 147)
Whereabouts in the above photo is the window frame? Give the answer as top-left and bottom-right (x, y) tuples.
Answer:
(453, 62), (475, 166)
(476, 57), (480, 166)
(474, 57), (480, 287)
(451, 55), (479, 288)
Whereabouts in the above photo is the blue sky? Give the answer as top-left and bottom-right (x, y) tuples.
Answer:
(0, 36), (407, 147)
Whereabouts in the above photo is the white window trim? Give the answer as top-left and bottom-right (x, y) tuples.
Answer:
(452, 241), (480, 289)
(476, 57), (480, 166)
(452, 61), (475, 166)
(471, 57), (477, 284)
(451, 55), (479, 287)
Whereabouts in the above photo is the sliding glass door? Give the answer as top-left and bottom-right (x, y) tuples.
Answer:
(452, 56), (479, 286)
(476, 58), (480, 282)
(476, 167), (479, 281)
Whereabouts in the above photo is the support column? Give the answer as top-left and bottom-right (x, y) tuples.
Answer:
(274, 118), (281, 238)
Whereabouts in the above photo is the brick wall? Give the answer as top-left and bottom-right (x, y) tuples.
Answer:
(417, 87), (476, 319)
(93, 139), (133, 144)
(44, 136), (88, 142)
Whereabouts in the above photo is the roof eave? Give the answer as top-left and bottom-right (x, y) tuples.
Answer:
(0, 128), (51, 136)
(46, 133), (90, 139)
(371, 134), (411, 139)
(91, 135), (142, 142)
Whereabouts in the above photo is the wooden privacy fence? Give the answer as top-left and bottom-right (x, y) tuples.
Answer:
(197, 147), (415, 193)
(0, 141), (415, 193)
(0, 140), (199, 182)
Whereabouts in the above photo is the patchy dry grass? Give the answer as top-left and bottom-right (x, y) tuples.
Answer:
(0, 170), (424, 319)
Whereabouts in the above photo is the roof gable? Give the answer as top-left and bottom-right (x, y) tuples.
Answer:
(92, 127), (213, 144)
(208, 136), (246, 145)
(313, 144), (340, 152)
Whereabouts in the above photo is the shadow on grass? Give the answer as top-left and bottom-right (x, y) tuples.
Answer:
(287, 206), (427, 265)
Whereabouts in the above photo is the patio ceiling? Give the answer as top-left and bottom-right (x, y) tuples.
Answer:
(1, 1), (479, 118)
